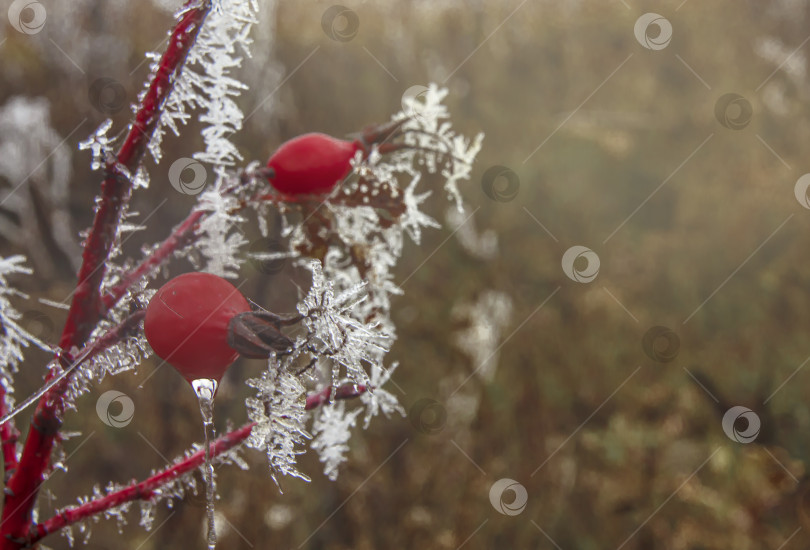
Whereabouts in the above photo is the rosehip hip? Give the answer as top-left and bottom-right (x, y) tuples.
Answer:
(144, 272), (251, 382)
(265, 132), (360, 195)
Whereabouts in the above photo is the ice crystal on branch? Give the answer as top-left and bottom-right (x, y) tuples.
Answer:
(400, 171), (441, 243)
(78, 120), (115, 171)
(145, 0), (261, 278)
(394, 84), (484, 208)
(147, 0), (258, 167)
(61, 280), (153, 407)
(245, 364), (311, 487)
(188, 0), (257, 168)
(361, 362), (404, 428)
(63, 327), (152, 408)
(237, 86), (484, 482)
(193, 177), (248, 278)
(311, 402), (361, 481)
(139, 500), (155, 532)
(240, 260), (405, 483)
(297, 260), (389, 387)
(0, 255), (49, 391)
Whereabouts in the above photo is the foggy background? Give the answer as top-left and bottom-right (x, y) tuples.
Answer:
(2, 0), (810, 548)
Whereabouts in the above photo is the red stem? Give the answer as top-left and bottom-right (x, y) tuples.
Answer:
(304, 384), (367, 410)
(101, 185), (308, 314)
(61, 3), (210, 349)
(28, 384), (368, 544)
(0, 386), (19, 481)
(29, 423), (255, 546)
(102, 211), (204, 311)
(0, 312), (145, 440)
(0, 3), (212, 547)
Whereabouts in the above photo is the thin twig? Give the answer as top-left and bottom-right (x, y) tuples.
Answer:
(29, 383), (367, 543)
(0, 386), (19, 481)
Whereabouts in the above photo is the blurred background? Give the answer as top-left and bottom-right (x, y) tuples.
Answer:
(2, 0), (810, 548)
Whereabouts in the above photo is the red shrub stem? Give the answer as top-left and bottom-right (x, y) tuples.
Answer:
(28, 423), (255, 545)
(102, 210), (204, 311)
(27, 383), (367, 543)
(0, 2), (212, 547)
(0, 386), (19, 480)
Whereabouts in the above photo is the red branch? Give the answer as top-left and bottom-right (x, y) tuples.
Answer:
(0, 3), (212, 547)
(28, 384), (368, 544)
(102, 211), (204, 311)
(305, 384), (368, 410)
(50, 311), (147, 396)
(0, 312), (146, 437)
(60, 3), (210, 349)
(0, 386), (19, 481)
(29, 423), (254, 546)
(101, 184), (306, 313)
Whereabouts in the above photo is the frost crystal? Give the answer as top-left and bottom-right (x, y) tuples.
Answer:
(399, 172), (441, 244)
(298, 260), (389, 387)
(62, 525), (74, 547)
(147, 0), (258, 165)
(190, 0), (257, 167)
(245, 364), (311, 487)
(78, 119), (115, 171)
(361, 362), (405, 429)
(311, 402), (361, 481)
(394, 83), (484, 207)
(0, 255), (50, 391)
(194, 175), (248, 278)
(139, 500), (155, 532)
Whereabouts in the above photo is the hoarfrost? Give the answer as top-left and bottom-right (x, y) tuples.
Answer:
(245, 364), (311, 487)
(311, 402), (362, 481)
(0, 256), (50, 391)
(194, 176), (248, 278)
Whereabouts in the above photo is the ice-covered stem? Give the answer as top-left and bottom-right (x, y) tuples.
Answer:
(0, 386), (19, 481)
(0, 3), (212, 547)
(102, 211), (204, 310)
(28, 422), (254, 547)
(27, 384), (367, 544)
(305, 384), (368, 410)
(62, 0), (211, 347)
(0, 312), (146, 547)
(101, 183), (308, 312)
(14, 309), (146, 412)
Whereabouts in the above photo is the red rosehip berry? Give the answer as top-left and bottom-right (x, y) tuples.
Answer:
(144, 272), (251, 383)
(266, 132), (360, 195)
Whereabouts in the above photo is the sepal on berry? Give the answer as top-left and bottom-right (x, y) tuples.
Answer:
(227, 311), (298, 359)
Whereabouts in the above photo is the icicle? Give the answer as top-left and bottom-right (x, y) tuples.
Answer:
(191, 378), (218, 550)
